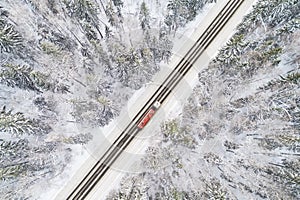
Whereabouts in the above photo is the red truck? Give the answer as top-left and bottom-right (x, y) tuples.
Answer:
(137, 101), (161, 129)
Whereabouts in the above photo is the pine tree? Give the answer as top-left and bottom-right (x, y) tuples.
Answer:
(0, 63), (70, 93)
(64, 0), (98, 21)
(82, 21), (98, 41)
(281, 72), (300, 84)
(0, 106), (51, 136)
(214, 34), (248, 66)
(184, 0), (210, 22)
(0, 139), (29, 163)
(276, 18), (300, 36)
(165, 0), (183, 32)
(204, 179), (227, 199)
(63, 0), (103, 39)
(0, 164), (26, 181)
(139, 2), (151, 32)
(112, 0), (123, 19)
(0, 64), (39, 91)
(0, 139), (29, 180)
(267, 160), (300, 198)
(112, 0), (123, 8)
(238, 0), (300, 33)
(0, 24), (23, 53)
(96, 96), (120, 126)
(106, 175), (149, 199)
(165, 0), (210, 32)
(158, 35), (173, 62)
(105, 1), (117, 27)
(0, 138), (67, 184)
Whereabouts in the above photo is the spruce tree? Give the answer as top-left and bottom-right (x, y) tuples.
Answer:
(139, 2), (150, 32)
(0, 24), (22, 53)
(0, 63), (70, 93)
(0, 106), (51, 136)
(0, 64), (39, 91)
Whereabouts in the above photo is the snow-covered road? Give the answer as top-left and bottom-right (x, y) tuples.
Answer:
(55, 0), (257, 199)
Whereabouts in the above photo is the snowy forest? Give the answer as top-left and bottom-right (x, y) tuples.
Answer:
(0, 0), (216, 199)
(106, 0), (300, 199)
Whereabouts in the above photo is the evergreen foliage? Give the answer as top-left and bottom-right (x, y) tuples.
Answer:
(63, 0), (103, 40)
(112, 0), (123, 19)
(40, 42), (61, 55)
(238, 0), (300, 33)
(63, 0), (98, 21)
(165, 0), (212, 32)
(112, 0), (123, 8)
(139, 2), (151, 32)
(0, 24), (23, 53)
(0, 64), (69, 93)
(105, 1), (120, 27)
(161, 119), (196, 148)
(47, 0), (59, 14)
(33, 97), (56, 112)
(71, 97), (120, 126)
(0, 64), (39, 91)
(104, 40), (161, 89)
(204, 180), (227, 200)
(0, 138), (67, 185)
(0, 7), (22, 53)
(266, 160), (300, 197)
(213, 34), (249, 66)
(281, 72), (300, 84)
(0, 106), (51, 136)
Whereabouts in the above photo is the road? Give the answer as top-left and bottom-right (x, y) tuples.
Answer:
(55, 0), (257, 199)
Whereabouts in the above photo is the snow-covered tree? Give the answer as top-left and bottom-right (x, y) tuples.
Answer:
(0, 24), (23, 53)
(139, 2), (151, 32)
(105, 1), (119, 27)
(0, 139), (29, 180)
(63, 0), (98, 20)
(0, 138), (71, 195)
(63, 0), (103, 39)
(203, 179), (228, 200)
(158, 34), (173, 62)
(0, 64), (39, 91)
(106, 175), (149, 200)
(0, 64), (70, 93)
(71, 96), (120, 126)
(165, 0), (211, 33)
(33, 96), (56, 112)
(112, 0), (123, 8)
(266, 160), (300, 198)
(213, 34), (249, 66)
(112, 0), (123, 19)
(238, 0), (300, 33)
(0, 106), (51, 136)
(0, 7), (22, 53)
(95, 96), (120, 126)
(164, 0), (183, 32)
